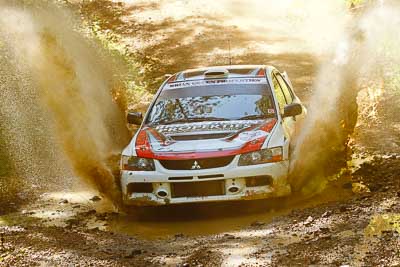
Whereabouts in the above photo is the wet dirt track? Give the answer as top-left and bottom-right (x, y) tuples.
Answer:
(1, 0), (400, 266)
(2, 157), (400, 266)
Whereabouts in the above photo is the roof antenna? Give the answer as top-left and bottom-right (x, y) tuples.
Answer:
(228, 39), (232, 65)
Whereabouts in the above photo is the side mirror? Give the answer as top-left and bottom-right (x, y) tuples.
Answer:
(283, 103), (302, 118)
(127, 112), (143, 125)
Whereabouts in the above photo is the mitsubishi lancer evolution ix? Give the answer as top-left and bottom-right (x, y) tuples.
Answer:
(120, 65), (306, 206)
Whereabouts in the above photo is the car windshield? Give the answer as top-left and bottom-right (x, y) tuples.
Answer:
(146, 83), (276, 125)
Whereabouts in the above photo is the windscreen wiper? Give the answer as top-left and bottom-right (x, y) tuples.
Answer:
(154, 117), (230, 125)
(189, 117), (230, 122)
(238, 114), (272, 120)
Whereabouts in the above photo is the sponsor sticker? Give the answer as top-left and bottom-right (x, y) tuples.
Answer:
(165, 78), (267, 89)
(154, 121), (260, 134)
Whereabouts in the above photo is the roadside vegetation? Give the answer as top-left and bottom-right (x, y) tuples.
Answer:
(0, 127), (14, 213)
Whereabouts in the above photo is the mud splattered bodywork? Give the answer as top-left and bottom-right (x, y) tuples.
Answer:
(120, 65), (305, 206)
(121, 159), (292, 206)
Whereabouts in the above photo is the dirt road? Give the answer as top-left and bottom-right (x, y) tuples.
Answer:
(1, 1), (400, 266)
(1, 151), (400, 266)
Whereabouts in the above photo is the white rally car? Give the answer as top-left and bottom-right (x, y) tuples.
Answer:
(120, 65), (305, 206)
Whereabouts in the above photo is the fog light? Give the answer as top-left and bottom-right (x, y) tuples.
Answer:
(246, 176), (273, 187)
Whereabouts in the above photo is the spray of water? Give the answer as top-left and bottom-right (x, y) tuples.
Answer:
(198, 0), (400, 194)
(289, 0), (400, 195)
(0, 1), (130, 208)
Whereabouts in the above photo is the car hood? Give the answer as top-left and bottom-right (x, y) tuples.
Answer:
(135, 119), (277, 159)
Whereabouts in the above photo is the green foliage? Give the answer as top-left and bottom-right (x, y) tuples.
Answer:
(0, 156), (11, 177)
(388, 67), (400, 95)
(0, 128), (12, 177)
(84, 15), (150, 105)
(0, 125), (15, 212)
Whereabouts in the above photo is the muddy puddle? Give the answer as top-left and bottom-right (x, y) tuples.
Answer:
(101, 156), (362, 239)
(0, 175), (353, 240)
(105, 179), (353, 239)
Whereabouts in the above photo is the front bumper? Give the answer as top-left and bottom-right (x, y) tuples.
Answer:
(120, 156), (291, 206)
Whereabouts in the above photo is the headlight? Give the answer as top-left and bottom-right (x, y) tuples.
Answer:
(121, 155), (155, 171)
(238, 147), (283, 166)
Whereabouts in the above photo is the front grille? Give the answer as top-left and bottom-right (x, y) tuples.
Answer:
(159, 156), (234, 170)
(171, 180), (225, 198)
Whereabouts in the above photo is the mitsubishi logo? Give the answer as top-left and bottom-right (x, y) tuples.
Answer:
(191, 160), (201, 170)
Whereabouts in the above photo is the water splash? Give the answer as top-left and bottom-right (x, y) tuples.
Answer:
(289, 1), (400, 195)
(0, 1), (130, 207)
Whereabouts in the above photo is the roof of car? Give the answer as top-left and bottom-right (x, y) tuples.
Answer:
(168, 65), (274, 82)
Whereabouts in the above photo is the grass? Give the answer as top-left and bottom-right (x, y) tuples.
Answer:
(0, 129), (12, 177)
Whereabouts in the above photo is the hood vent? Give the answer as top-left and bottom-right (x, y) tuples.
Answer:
(169, 133), (230, 141)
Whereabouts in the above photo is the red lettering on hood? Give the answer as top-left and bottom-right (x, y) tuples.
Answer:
(135, 119), (277, 160)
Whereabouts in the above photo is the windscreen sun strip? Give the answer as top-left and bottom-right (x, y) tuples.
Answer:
(159, 84), (271, 100)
